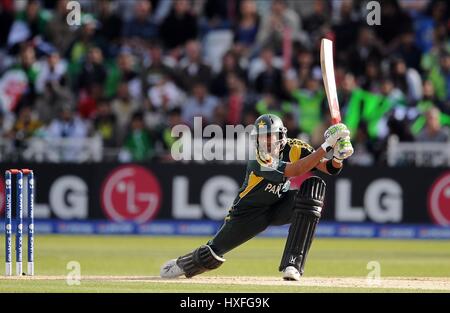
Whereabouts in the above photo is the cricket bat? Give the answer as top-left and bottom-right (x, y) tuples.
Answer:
(320, 38), (341, 125)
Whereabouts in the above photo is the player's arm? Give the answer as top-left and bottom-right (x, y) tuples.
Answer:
(315, 157), (343, 175)
(284, 147), (327, 177)
(284, 124), (350, 177)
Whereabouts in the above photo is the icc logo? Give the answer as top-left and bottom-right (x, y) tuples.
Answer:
(101, 165), (162, 223)
(428, 172), (450, 226)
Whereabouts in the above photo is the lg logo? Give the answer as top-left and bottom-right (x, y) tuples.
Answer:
(428, 172), (450, 226)
(101, 165), (162, 223)
(173, 176), (238, 220)
(335, 178), (403, 223)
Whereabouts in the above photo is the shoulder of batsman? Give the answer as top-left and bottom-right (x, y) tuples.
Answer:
(286, 138), (314, 152)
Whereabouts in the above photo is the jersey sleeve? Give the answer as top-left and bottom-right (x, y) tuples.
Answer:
(286, 138), (315, 162)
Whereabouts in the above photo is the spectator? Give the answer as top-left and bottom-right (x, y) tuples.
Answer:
(375, 0), (412, 49)
(77, 47), (107, 92)
(7, 0), (49, 51)
(416, 107), (450, 142)
(420, 23), (448, 74)
(8, 105), (42, 152)
(159, 0), (198, 50)
(394, 30), (423, 72)
(120, 111), (155, 161)
(46, 105), (89, 139)
(380, 77), (406, 106)
(111, 81), (140, 134)
(387, 110), (415, 142)
(148, 74), (185, 112)
(154, 107), (185, 160)
(254, 47), (283, 98)
(96, 0), (123, 45)
(200, 0), (236, 30)
(35, 50), (73, 123)
(178, 40), (212, 91)
(122, 0), (158, 48)
(75, 46), (107, 118)
(18, 0), (48, 38)
(282, 72), (324, 136)
(7, 44), (40, 113)
(302, 0), (330, 42)
(339, 72), (358, 111)
(18, 44), (40, 86)
(331, 0), (360, 55)
(390, 58), (423, 104)
(294, 48), (315, 89)
(69, 15), (101, 65)
(223, 73), (257, 125)
(182, 81), (219, 127)
(92, 98), (118, 148)
(77, 83), (103, 119)
(45, 104), (90, 162)
(426, 0), (449, 25)
(141, 42), (175, 96)
(410, 80), (449, 136)
(419, 80), (445, 112)
(428, 51), (450, 103)
(347, 27), (383, 78)
(35, 50), (67, 94)
(256, 0), (302, 52)
(210, 50), (246, 97)
(105, 49), (140, 99)
(233, 0), (260, 50)
(355, 61), (381, 93)
(45, 0), (77, 56)
(282, 112), (301, 139)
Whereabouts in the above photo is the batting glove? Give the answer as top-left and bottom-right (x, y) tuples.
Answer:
(321, 123), (350, 152)
(332, 137), (354, 162)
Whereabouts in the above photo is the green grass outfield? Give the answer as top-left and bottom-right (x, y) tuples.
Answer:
(1, 235), (450, 292)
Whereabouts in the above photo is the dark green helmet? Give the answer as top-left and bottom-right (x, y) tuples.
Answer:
(251, 114), (287, 136)
(251, 114), (287, 161)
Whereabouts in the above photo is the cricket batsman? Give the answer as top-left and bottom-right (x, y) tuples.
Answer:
(160, 114), (353, 281)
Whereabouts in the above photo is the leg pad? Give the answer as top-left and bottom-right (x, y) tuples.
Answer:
(176, 245), (225, 278)
(279, 176), (326, 275)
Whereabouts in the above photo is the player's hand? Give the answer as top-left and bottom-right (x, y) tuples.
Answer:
(322, 123), (350, 151)
(333, 136), (354, 161)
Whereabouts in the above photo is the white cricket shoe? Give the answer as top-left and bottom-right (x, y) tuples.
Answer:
(160, 259), (185, 278)
(282, 266), (301, 281)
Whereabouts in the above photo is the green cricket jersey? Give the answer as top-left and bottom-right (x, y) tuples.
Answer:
(232, 138), (315, 208)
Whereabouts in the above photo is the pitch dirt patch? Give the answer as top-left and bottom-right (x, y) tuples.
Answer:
(1, 275), (450, 291)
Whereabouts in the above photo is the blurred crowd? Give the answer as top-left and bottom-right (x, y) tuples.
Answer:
(0, 0), (449, 165)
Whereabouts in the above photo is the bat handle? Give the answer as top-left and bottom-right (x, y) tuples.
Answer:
(331, 117), (341, 125)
